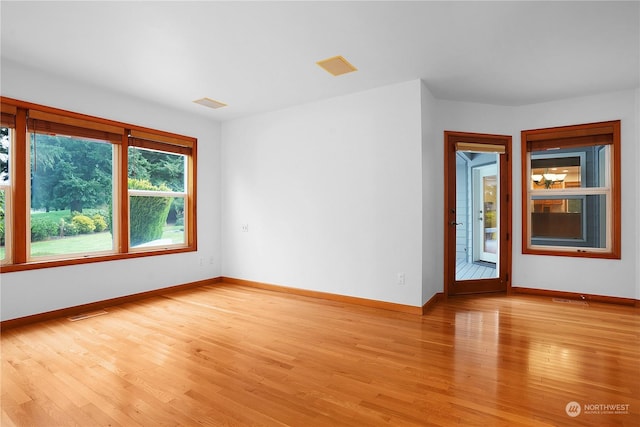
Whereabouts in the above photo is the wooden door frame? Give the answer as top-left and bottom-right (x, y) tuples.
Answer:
(443, 131), (512, 297)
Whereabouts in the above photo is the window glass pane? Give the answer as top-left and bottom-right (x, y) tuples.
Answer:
(1, 127), (9, 184)
(30, 133), (114, 258)
(128, 147), (185, 192)
(0, 188), (6, 262)
(1, 127), (9, 262)
(530, 145), (608, 190)
(129, 195), (185, 247)
(128, 146), (186, 249)
(530, 195), (607, 248)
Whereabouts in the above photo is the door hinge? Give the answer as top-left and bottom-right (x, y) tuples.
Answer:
(506, 232), (510, 241)
(506, 193), (510, 203)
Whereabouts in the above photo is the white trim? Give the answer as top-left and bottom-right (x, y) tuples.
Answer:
(525, 146), (612, 252)
(128, 189), (187, 198)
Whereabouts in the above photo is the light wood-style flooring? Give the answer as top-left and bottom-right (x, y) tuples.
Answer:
(2, 284), (639, 426)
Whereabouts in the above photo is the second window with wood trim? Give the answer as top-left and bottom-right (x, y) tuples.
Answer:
(521, 120), (621, 259)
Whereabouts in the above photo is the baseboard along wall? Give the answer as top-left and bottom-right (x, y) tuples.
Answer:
(512, 286), (640, 307)
(2, 277), (637, 330)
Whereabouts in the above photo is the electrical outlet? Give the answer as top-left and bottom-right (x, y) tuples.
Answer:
(209, 256), (215, 265)
(397, 272), (405, 286)
(241, 223), (249, 232)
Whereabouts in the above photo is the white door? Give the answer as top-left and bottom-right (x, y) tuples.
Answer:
(473, 163), (499, 264)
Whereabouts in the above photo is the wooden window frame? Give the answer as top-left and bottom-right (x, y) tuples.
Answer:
(0, 97), (197, 272)
(521, 120), (621, 259)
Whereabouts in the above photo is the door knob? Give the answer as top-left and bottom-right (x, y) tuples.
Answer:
(450, 221), (463, 226)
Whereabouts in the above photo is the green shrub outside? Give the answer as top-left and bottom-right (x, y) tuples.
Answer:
(27, 209), (110, 243)
(92, 213), (108, 232)
(61, 219), (79, 236)
(31, 217), (59, 242)
(72, 214), (96, 234)
(128, 178), (172, 246)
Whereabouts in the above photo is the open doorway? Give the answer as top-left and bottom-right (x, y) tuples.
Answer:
(444, 132), (512, 296)
(455, 154), (498, 280)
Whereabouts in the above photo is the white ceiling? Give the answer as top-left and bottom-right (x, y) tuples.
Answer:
(1, 1), (639, 121)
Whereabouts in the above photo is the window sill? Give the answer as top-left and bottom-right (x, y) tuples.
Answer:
(523, 246), (620, 260)
(0, 245), (196, 273)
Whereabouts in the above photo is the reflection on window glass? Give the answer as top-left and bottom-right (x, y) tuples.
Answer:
(29, 133), (114, 258)
(528, 145), (610, 250)
(530, 146), (607, 190)
(128, 147), (186, 248)
(531, 157), (580, 190)
(530, 195), (607, 248)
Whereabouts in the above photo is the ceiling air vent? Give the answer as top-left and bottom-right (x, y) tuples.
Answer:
(193, 97), (228, 109)
(316, 55), (358, 76)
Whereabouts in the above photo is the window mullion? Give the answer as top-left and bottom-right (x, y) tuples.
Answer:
(119, 132), (130, 253)
(187, 145), (196, 248)
(128, 190), (187, 198)
(13, 108), (28, 264)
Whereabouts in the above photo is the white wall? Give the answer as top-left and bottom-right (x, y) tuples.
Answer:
(2, 59), (637, 322)
(222, 80), (424, 307)
(435, 89), (640, 300)
(420, 82), (443, 304)
(0, 60), (222, 321)
(513, 90), (639, 299)
(637, 88), (640, 300)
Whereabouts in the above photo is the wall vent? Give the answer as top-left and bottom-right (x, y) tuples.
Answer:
(552, 298), (588, 306)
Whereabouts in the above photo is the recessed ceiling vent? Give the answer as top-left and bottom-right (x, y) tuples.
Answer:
(194, 97), (228, 109)
(316, 55), (358, 76)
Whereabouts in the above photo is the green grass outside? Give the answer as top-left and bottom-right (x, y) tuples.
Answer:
(29, 232), (114, 257)
(1, 210), (184, 260)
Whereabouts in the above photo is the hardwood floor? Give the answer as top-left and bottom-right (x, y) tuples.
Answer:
(2, 284), (639, 426)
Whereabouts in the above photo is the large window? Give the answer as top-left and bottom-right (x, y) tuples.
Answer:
(0, 97), (197, 271)
(521, 120), (620, 259)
